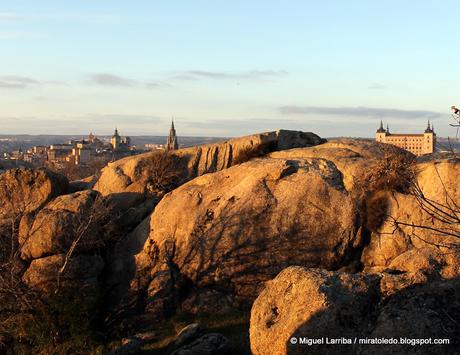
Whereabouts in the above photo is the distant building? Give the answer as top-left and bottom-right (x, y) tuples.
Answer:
(32, 146), (48, 155)
(145, 143), (165, 151)
(376, 121), (436, 156)
(48, 144), (73, 162)
(88, 132), (104, 148)
(70, 143), (91, 165)
(110, 128), (131, 151)
(165, 120), (179, 151)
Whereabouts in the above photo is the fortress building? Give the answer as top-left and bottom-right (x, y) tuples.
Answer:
(166, 120), (179, 151)
(375, 121), (436, 156)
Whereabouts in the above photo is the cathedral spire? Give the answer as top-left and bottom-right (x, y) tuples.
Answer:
(166, 119), (179, 151)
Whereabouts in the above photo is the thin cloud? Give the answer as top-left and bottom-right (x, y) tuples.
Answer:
(90, 73), (137, 87)
(0, 31), (38, 39)
(0, 13), (20, 21)
(0, 114), (163, 134)
(0, 12), (119, 23)
(88, 114), (162, 124)
(0, 75), (66, 88)
(170, 74), (199, 81)
(89, 73), (171, 89)
(145, 80), (171, 88)
(0, 76), (39, 88)
(41, 13), (119, 23)
(174, 70), (288, 81)
(368, 83), (386, 90)
(278, 106), (443, 119)
(181, 117), (302, 136)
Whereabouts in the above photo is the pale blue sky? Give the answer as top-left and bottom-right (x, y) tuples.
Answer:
(1, 0), (459, 137)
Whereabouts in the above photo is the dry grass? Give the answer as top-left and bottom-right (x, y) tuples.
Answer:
(141, 311), (251, 354)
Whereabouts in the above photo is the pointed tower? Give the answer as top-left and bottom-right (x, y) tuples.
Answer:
(424, 120), (433, 133)
(376, 120), (386, 133)
(376, 121), (387, 143)
(423, 120), (436, 154)
(165, 120), (179, 151)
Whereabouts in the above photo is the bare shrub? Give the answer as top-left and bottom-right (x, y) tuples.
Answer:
(0, 272), (103, 353)
(356, 145), (416, 194)
(0, 191), (116, 352)
(354, 146), (416, 232)
(140, 151), (184, 197)
(358, 145), (460, 250)
(386, 161), (460, 249)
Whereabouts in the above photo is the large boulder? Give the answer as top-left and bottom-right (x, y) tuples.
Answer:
(270, 138), (393, 191)
(94, 130), (325, 198)
(22, 253), (104, 292)
(0, 168), (68, 216)
(0, 168), (68, 224)
(20, 190), (103, 260)
(133, 155), (363, 316)
(249, 267), (380, 355)
(249, 267), (460, 355)
(368, 278), (460, 355)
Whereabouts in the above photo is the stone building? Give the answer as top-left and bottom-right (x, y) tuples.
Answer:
(375, 121), (436, 156)
(110, 128), (131, 151)
(48, 144), (73, 162)
(165, 120), (179, 151)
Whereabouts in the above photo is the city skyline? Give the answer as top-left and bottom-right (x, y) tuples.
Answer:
(1, 1), (460, 137)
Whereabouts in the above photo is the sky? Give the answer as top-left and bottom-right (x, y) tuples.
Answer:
(1, 0), (460, 137)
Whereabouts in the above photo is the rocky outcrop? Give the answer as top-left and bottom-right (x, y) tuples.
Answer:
(20, 190), (102, 260)
(368, 278), (460, 355)
(3, 133), (460, 353)
(250, 267), (380, 355)
(0, 168), (68, 216)
(270, 138), (392, 190)
(69, 175), (97, 193)
(102, 138), (414, 320)
(132, 155), (362, 317)
(0, 168), (68, 226)
(361, 159), (460, 279)
(23, 253), (104, 292)
(249, 266), (459, 355)
(94, 130), (325, 198)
